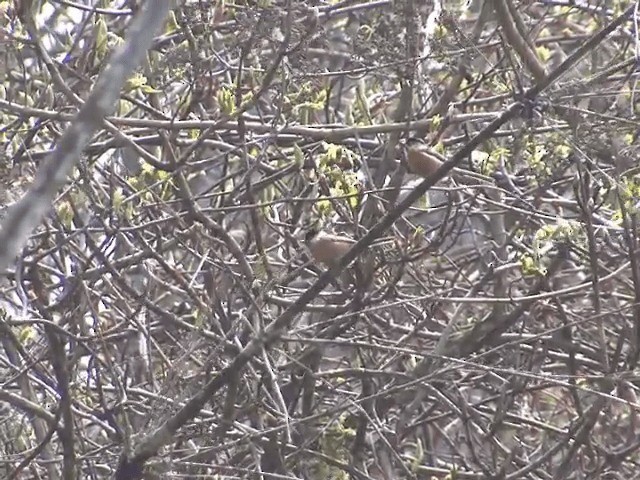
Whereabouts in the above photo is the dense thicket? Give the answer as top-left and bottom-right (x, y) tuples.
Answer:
(1, 1), (639, 478)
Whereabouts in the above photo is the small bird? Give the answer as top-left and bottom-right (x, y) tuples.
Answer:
(304, 229), (355, 266)
(404, 138), (445, 178)
(304, 228), (396, 267)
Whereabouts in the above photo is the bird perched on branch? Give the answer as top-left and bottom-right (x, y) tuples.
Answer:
(304, 229), (356, 267)
(404, 137), (445, 179)
(304, 227), (396, 268)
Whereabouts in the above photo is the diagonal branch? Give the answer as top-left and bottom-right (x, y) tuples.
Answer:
(0, 1), (171, 272)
